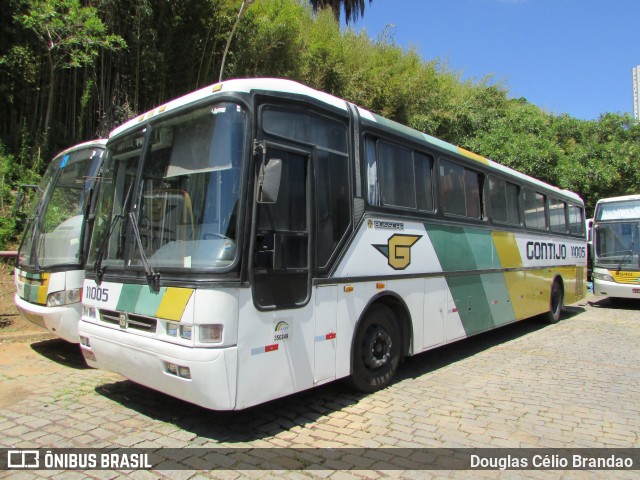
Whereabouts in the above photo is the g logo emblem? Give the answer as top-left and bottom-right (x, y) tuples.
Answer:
(119, 313), (128, 329)
(373, 234), (422, 270)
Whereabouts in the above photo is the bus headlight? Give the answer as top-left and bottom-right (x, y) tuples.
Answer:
(47, 291), (65, 307)
(66, 288), (82, 304)
(200, 324), (223, 343)
(164, 322), (194, 340)
(163, 322), (222, 344)
(179, 325), (193, 340)
(593, 272), (615, 282)
(47, 289), (83, 307)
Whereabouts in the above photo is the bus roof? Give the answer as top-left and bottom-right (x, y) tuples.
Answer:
(54, 139), (108, 158)
(109, 78), (582, 205)
(595, 194), (640, 205)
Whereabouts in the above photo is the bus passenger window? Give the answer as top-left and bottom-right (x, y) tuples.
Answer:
(523, 189), (547, 230)
(489, 177), (508, 223)
(379, 141), (416, 209)
(415, 152), (434, 211)
(489, 177), (519, 224)
(549, 198), (567, 233)
(439, 161), (465, 216)
(568, 205), (584, 236)
(505, 182), (520, 225)
(464, 169), (482, 219)
(365, 137), (379, 205)
(439, 160), (481, 218)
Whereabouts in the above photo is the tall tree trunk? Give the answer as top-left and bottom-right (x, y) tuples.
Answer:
(43, 53), (55, 149)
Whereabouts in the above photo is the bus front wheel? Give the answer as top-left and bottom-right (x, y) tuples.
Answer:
(349, 304), (401, 393)
(544, 280), (564, 324)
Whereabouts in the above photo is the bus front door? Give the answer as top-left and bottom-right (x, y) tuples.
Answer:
(252, 147), (311, 309)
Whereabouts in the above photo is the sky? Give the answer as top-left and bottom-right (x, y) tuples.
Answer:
(345, 0), (639, 121)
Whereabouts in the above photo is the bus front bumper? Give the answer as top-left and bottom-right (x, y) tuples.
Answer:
(78, 320), (238, 411)
(593, 280), (640, 299)
(14, 294), (81, 343)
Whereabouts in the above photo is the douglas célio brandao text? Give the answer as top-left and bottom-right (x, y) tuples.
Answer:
(470, 453), (634, 470)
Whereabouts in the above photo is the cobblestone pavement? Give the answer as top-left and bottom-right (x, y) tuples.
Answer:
(0, 294), (639, 479)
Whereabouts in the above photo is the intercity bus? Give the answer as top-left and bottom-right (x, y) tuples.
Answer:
(591, 194), (640, 299)
(15, 140), (106, 342)
(78, 79), (586, 410)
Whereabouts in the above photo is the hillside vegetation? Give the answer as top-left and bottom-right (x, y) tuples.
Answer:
(1, 0), (639, 247)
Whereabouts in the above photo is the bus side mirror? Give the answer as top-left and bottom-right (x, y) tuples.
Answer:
(257, 158), (282, 204)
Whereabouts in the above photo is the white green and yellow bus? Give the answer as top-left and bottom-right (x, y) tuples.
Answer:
(592, 194), (640, 299)
(78, 79), (586, 410)
(15, 140), (106, 343)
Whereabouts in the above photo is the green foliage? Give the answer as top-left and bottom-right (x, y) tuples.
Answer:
(0, 144), (17, 247)
(18, 0), (126, 70)
(1, 0), (639, 232)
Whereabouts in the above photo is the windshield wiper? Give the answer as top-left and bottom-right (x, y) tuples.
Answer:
(19, 188), (47, 272)
(128, 212), (160, 291)
(619, 241), (634, 270)
(94, 214), (125, 283)
(94, 183), (133, 283)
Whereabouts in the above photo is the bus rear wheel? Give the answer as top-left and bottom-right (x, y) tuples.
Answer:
(544, 280), (564, 324)
(349, 304), (401, 393)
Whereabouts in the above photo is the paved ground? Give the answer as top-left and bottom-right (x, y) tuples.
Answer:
(0, 294), (639, 479)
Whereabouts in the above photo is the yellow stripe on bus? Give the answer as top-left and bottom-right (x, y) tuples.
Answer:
(491, 231), (522, 268)
(37, 273), (51, 305)
(456, 147), (490, 165)
(155, 287), (193, 321)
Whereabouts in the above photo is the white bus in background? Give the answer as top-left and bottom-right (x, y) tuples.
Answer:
(78, 79), (586, 410)
(592, 194), (640, 299)
(14, 140), (106, 342)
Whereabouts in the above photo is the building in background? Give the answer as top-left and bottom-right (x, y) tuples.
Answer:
(633, 66), (640, 120)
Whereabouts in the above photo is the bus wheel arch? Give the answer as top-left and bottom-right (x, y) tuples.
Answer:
(348, 293), (411, 393)
(543, 275), (565, 324)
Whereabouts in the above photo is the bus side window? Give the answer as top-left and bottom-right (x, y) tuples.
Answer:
(378, 141), (416, 209)
(464, 169), (482, 219)
(523, 188), (547, 230)
(415, 152), (434, 212)
(439, 160), (465, 216)
(439, 160), (482, 219)
(568, 205), (585, 236)
(549, 197), (567, 234)
(489, 177), (520, 225)
(365, 137), (379, 206)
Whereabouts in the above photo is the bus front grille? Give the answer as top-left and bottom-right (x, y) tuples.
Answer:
(98, 309), (157, 333)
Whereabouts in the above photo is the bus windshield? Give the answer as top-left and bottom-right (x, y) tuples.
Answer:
(18, 147), (103, 269)
(595, 221), (640, 267)
(89, 102), (247, 275)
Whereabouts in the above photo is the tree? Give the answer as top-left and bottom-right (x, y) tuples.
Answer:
(219, 0), (255, 81)
(17, 0), (125, 139)
(309, 0), (372, 24)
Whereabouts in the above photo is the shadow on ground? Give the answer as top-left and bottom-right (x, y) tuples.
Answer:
(30, 338), (90, 370)
(93, 313), (574, 443)
(588, 296), (640, 310)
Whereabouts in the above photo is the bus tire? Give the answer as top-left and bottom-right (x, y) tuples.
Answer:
(544, 280), (564, 324)
(349, 304), (401, 393)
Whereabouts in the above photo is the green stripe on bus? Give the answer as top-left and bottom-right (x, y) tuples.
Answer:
(464, 228), (502, 270)
(424, 224), (478, 272)
(116, 284), (143, 312)
(134, 286), (167, 317)
(116, 284), (168, 317)
(24, 284), (40, 304)
(479, 272), (516, 326)
(446, 274), (495, 334)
